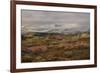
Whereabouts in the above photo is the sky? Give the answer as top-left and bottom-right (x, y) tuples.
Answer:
(21, 10), (90, 34)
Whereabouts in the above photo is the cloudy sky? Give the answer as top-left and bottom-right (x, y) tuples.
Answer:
(21, 10), (90, 34)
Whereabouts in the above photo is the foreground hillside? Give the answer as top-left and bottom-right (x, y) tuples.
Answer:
(21, 32), (90, 62)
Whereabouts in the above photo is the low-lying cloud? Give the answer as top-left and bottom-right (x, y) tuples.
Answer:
(21, 10), (90, 34)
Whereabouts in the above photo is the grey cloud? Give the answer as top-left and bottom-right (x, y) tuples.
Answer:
(21, 10), (90, 34)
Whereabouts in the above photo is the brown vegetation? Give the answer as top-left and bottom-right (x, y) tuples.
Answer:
(21, 32), (90, 62)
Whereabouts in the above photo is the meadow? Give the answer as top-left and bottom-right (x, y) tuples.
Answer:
(21, 32), (90, 62)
